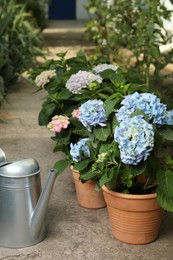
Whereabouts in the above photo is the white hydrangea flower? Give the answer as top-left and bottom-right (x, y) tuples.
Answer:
(107, 0), (114, 8)
(102, 39), (107, 46)
(35, 69), (56, 88)
(93, 64), (119, 74)
(65, 70), (103, 94)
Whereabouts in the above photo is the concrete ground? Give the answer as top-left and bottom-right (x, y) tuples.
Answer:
(0, 20), (173, 260)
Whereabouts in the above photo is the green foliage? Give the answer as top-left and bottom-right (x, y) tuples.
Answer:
(16, 0), (49, 29)
(157, 158), (173, 211)
(84, 0), (173, 88)
(0, 0), (44, 90)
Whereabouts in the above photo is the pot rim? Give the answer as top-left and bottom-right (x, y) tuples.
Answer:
(102, 185), (157, 200)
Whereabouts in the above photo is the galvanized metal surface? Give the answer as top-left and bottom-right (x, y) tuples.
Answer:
(0, 154), (57, 248)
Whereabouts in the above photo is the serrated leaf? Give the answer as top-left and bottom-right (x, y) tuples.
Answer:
(72, 129), (89, 137)
(158, 127), (173, 141)
(104, 98), (120, 116)
(150, 45), (160, 61)
(156, 169), (173, 211)
(80, 171), (98, 182)
(157, 187), (173, 212)
(54, 159), (68, 174)
(99, 143), (112, 153)
(58, 88), (72, 100)
(73, 159), (89, 171)
(56, 52), (67, 58)
(38, 110), (49, 125)
(94, 123), (111, 141)
(99, 170), (114, 187)
(43, 103), (57, 116)
(53, 135), (70, 145)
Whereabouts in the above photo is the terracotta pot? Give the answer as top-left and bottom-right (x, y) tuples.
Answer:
(102, 185), (163, 244)
(71, 168), (106, 209)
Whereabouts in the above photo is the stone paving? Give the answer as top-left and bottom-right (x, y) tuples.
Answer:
(0, 20), (173, 260)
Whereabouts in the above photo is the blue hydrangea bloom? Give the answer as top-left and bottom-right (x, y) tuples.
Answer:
(114, 116), (154, 165)
(78, 99), (107, 131)
(115, 92), (168, 125)
(160, 110), (173, 125)
(70, 138), (90, 162)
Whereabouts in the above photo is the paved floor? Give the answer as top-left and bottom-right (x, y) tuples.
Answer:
(0, 20), (173, 260)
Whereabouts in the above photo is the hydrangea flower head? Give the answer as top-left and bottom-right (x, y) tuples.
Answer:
(114, 116), (154, 165)
(70, 138), (90, 162)
(78, 99), (107, 131)
(107, 0), (114, 8)
(35, 69), (56, 88)
(160, 110), (173, 125)
(93, 63), (119, 74)
(65, 70), (102, 94)
(116, 92), (168, 125)
(47, 115), (70, 133)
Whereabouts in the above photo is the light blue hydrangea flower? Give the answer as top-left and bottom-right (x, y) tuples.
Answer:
(65, 70), (102, 94)
(116, 92), (168, 125)
(114, 116), (154, 165)
(70, 138), (90, 162)
(78, 99), (107, 131)
(160, 110), (173, 125)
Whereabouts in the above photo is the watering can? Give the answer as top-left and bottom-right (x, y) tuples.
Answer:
(0, 149), (58, 248)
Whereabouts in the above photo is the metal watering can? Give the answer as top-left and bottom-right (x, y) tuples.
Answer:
(0, 149), (57, 248)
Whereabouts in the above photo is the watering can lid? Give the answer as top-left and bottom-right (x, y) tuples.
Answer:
(0, 158), (40, 178)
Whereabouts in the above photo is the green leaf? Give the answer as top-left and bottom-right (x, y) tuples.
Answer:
(43, 102), (57, 116)
(54, 159), (69, 175)
(131, 109), (149, 122)
(94, 123), (111, 141)
(106, 168), (118, 190)
(112, 116), (119, 131)
(104, 98), (120, 116)
(56, 52), (67, 58)
(127, 162), (147, 177)
(73, 159), (89, 171)
(99, 170), (114, 187)
(159, 127), (173, 141)
(80, 171), (98, 182)
(156, 169), (173, 212)
(53, 134), (70, 145)
(150, 45), (160, 61)
(38, 110), (49, 125)
(99, 143), (112, 153)
(58, 88), (72, 100)
(72, 129), (89, 137)
(157, 186), (173, 212)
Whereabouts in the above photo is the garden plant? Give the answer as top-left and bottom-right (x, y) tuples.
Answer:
(0, 0), (44, 103)
(85, 0), (173, 92)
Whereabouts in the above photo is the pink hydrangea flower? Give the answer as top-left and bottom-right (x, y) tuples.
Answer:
(72, 108), (80, 118)
(47, 115), (70, 133)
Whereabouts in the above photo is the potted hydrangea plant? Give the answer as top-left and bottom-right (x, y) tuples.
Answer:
(29, 51), (142, 171)
(71, 91), (173, 244)
(29, 51), (144, 208)
(30, 51), (173, 243)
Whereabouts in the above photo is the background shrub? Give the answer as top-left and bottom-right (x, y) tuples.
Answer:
(0, 0), (44, 95)
(85, 0), (173, 91)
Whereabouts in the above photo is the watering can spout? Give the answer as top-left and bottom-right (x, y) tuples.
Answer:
(31, 169), (58, 239)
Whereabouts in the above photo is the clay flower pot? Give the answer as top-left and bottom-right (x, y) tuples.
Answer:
(102, 185), (163, 244)
(71, 168), (106, 209)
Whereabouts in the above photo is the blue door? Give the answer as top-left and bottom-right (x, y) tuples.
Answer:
(49, 0), (76, 20)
